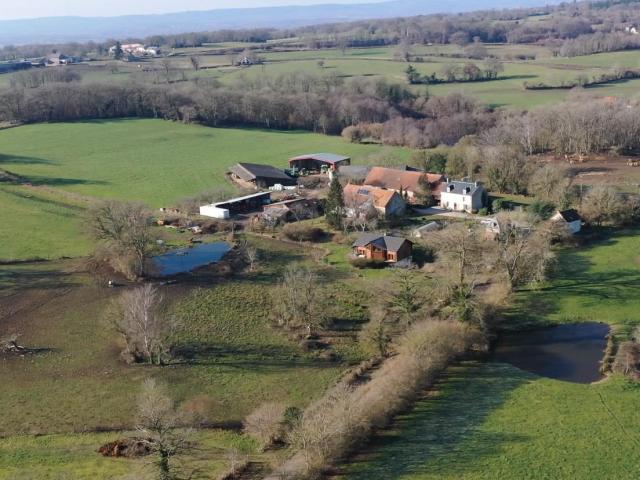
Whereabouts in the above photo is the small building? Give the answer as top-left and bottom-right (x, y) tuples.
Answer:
(289, 153), (351, 173)
(343, 184), (406, 218)
(352, 233), (413, 263)
(228, 163), (297, 189)
(364, 166), (445, 204)
(413, 221), (440, 238)
(262, 198), (321, 223)
(551, 209), (583, 234)
(440, 180), (488, 213)
(200, 191), (271, 218)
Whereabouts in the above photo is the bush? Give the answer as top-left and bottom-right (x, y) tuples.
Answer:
(478, 207), (489, 216)
(491, 198), (510, 212)
(528, 200), (556, 220)
(243, 403), (288, 449)
(349, 257), (387, 269)
(282, 223), (325, 242)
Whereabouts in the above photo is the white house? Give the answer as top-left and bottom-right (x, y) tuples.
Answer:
(440, 180), (487, 213)
(551, 209), (583, 234)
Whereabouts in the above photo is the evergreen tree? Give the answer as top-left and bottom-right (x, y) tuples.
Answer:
(113, 41), (124, 60)
(405, 65), (421, 84)
(325, 175), (345, 230)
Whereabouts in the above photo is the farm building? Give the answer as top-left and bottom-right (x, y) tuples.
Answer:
(228, 163), (297, 189)
(262, 198), (321, 223)
(0, 60), (31, 74)
(289, 153), (351, 172)
(200, 191), (272, 218)
(364, 167), (445, 204)
(343, 184), (406, 218)
(440, 180), (488, 213)
(413, 221), (440, 238)
(551, 209), (583, 234)
(352, 233), (413, 264)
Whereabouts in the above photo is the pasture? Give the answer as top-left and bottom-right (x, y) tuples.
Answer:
(4, 43), (640, 108)
(0, 119), (409, 260)
(0, 235), (371, 478)
(341, 362), (640, 480)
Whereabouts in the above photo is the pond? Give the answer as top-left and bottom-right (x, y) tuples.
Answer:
(152, 242), (232, 276)
(492, 322), (610, 384)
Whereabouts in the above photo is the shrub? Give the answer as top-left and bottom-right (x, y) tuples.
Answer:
(528, 200), (556, 220)
(282, 223), (326, 242)
(243, 403), (288, 449)
(491, 198), (510, 212)
(349, 258), (387, 269)
(478, 207), (489, 216)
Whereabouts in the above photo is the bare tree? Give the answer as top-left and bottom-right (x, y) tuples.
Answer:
(580, 185), (622, 227)
(136, 379), (193, 480)
(89, 201), (157, 279)
(271, 264), (326, 335)
(495, 212), (555, 290)
(114, 285), (175, 365)
(528, 163), (573, 208)
(431, 223), (485, 291)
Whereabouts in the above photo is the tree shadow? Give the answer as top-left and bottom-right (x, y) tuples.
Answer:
(340, 362), (532, 479)
(0, 153), (58, 166)
(172, 342), (332, 369)
(0, 265), (79, 291)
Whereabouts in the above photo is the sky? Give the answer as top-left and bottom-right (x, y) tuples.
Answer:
(0, 0), (382, 20)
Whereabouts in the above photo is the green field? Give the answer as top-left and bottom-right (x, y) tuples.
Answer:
(343, 363), (640, 480)
(341, 229), (640, 479)
(0, 119), (409, 260)
(0, 234), (372, 478)
(4, 43), (640, 109)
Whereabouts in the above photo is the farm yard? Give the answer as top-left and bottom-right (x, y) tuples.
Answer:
(0, 119), (410, 260)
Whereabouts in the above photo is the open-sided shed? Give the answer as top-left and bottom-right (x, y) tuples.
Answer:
(288, 153), (351, 172)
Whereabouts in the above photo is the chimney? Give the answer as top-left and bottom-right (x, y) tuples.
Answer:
(448, 184), (455, 192)
(465, 187), (471, 194)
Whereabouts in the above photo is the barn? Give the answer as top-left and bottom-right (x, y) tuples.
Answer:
(288, 153), (351, 172)
(228, 163), (297, 189)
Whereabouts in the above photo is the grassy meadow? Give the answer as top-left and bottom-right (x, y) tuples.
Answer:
(4, 42), (640, 108)
(339, 229), (640, 479)
(0, 119), (409, 260)
(342, 362), (640, 480)
(0, 235), (374, 478)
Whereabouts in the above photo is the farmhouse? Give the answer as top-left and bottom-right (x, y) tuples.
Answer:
(343, 184), (406, 218)
(551, 209), (583, 234)
(352, 233), (413, 263)
(364, 166), (445, 204)
(200, 191), (272, 219)
(440, 180), (488, 213)
(289, 153), (351, 172)
(228, 163), (297, 189)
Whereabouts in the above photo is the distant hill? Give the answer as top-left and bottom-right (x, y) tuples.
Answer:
(0, 0), (558, 45)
